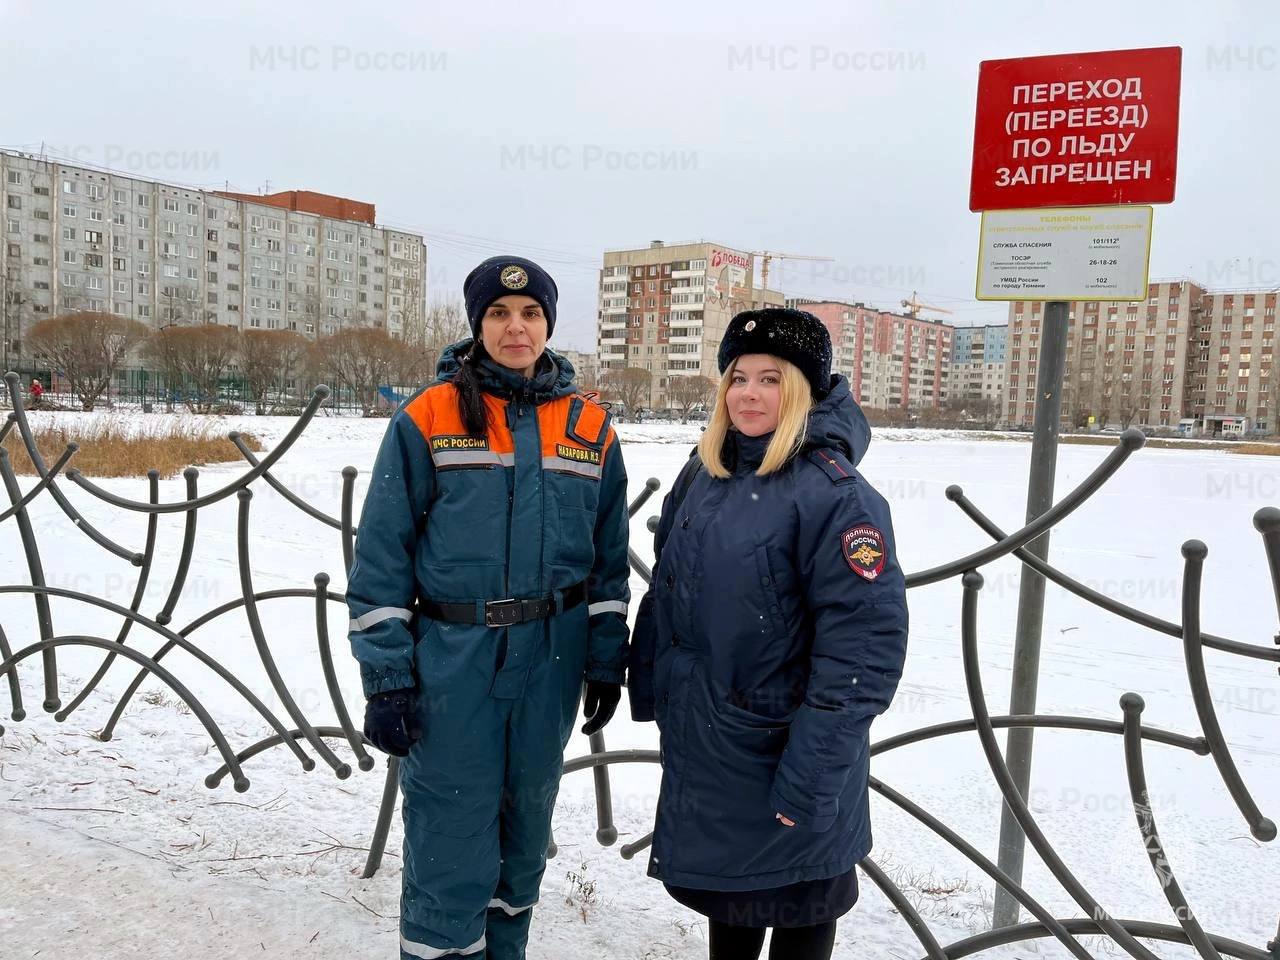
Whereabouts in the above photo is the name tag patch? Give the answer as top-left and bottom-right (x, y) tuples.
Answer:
(431, 435), (489, 452)
(556, 443), (601, 465)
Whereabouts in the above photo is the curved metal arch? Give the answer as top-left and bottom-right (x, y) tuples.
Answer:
(959, 570), (1160, 960)
(870, 713), (1209, 758)
(1, 372), (141, 564)
(61, 385), (331, 514)
(0, 635), (249, 791)
(103, 587), (347, 741)
(56, 470), (163, 723)
(905, 429), (1145, 587)
(234, 488), (346, 775)
(230, 434), (342, 530)
(1121, 692), (1224, 959)
(0, 443), (78, 524)
(946, 484), (1280, 663)
(0, 584), (310, 771)
(858, 856), (948, 960)
(1177, 541), (1276, 841)
(203, 725), (356, 787)
(937, 917), (1273, 960)
(155, 467), (201, 627)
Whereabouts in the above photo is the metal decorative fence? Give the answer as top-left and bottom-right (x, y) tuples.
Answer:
(1, 369), (1277, 959)
(0, 364), (374, 415)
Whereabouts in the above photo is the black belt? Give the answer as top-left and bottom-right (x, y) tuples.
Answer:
(420, 581), (588, 627)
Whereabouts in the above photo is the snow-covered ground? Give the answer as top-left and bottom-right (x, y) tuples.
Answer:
(2, 413), (1278, 959)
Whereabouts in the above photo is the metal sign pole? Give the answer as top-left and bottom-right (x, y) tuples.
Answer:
(992, 298), (1069, 927)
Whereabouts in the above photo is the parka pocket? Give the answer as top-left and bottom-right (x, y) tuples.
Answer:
(718, 698), (797, 731)
(751, 544), (788, 640)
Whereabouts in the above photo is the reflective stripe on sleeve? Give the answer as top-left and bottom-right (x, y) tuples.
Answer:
(587, 600), (628, 618)
(348, 606), (413, 632)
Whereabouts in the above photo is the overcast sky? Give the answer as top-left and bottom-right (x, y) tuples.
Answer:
(2, 0), (1277, 350)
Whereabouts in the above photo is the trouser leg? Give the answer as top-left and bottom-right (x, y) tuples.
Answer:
(398, 674), (509, 959)
(708, 920), (767, 960)
(766, 920), (838, 960)
(484, 622), (586, 960)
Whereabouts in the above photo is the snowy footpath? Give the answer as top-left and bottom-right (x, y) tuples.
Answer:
(2, 414), (1278, 958)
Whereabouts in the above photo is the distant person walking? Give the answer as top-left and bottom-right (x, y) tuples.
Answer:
(28, 378), (43, 409)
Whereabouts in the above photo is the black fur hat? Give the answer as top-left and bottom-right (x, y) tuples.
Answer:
(717, 308), (833, 399)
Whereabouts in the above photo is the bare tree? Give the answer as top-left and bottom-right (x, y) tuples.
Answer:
(141, 326), (184, 412)
(666, 374), (715, 423)
(1269, 360), (1280, 435)
(400, 266), (427, 349)
(1097, 387), (1112, 430)
(601, 366), (652, 419)
(1118, 373), (1143, 429)
(27, 311), (149, 411)
(239, 329), (309, 415)
(312, 327), (406, 416)
(143, 325), (240, 413)
(419, 299), (470, 375)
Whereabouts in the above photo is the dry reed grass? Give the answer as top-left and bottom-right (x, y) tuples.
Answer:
(2, 415), (265, 479)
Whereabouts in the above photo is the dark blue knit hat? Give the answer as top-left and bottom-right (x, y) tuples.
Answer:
(463, 255), (559, 338)
(718, 308), (833, 399)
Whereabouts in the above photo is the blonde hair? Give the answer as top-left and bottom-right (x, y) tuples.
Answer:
(697, 355), (813, 479)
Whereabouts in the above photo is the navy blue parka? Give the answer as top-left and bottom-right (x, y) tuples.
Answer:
(628, 375), (908, 891)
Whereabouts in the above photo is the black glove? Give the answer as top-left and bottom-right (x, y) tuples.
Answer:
(363, 687), (423, 757)
(581, 680), (621, 736)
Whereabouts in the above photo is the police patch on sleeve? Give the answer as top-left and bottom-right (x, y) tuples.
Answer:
(842, 525), (886, 581)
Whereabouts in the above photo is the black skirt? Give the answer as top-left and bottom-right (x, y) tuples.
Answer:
(665, 868), (858, 929)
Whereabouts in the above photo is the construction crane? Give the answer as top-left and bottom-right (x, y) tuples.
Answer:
(752, 251), (835, 305)
(900, 291), (954, 319)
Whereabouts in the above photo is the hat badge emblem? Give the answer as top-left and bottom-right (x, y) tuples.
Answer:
(744, 320), (757, 331)
(500, 265), (529, 290)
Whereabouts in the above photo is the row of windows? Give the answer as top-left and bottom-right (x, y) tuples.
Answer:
(6, 170), (417, 254)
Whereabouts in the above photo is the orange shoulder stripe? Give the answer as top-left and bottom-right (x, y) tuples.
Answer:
(404, 382), (514, 454)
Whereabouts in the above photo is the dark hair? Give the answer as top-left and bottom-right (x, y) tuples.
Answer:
(454, 341), (490, 435)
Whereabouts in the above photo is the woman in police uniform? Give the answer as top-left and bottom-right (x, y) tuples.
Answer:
(629, 309), (909, 960)
(346, 256), (632, 960)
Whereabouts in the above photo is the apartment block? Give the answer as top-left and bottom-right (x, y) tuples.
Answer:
(597, 240), (782, 411)
(0, 150), (426, 365)
(1005, 282), (1202, 430)
(949, 323), (1008, 410)
(1190, 288), (1278, 434)
(1005, 282), (1279, 433)
(556, 348), (601, 390)
(789, 299), (951, 410)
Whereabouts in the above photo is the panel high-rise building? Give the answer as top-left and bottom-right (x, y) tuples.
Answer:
(788, 298), (952, 410)
(1005, 281), (1278, 434)
(949, 323), (1008, 411)
(597, 240), (782, 412)
(1, 149), (426, 366)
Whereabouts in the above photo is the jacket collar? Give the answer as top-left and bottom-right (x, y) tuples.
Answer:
(435, 338), (577, 404)
(726, 428), (773, 475)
